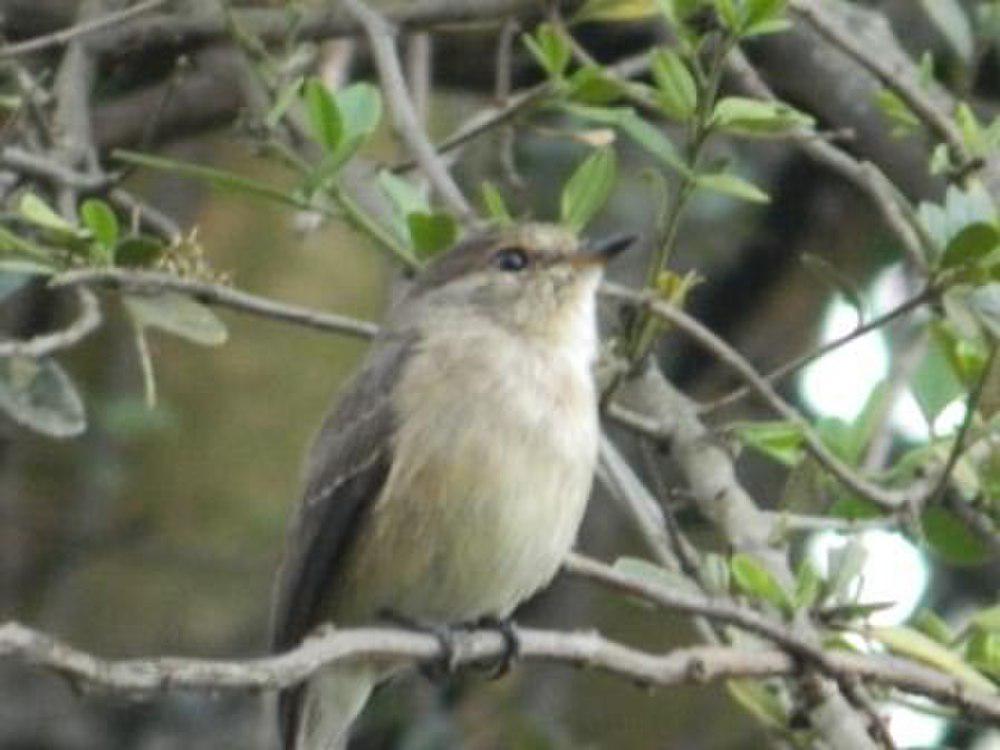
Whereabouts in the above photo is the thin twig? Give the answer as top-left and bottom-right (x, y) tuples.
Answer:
(0, 0), (167, 59)
(51, 269), (379, 340)
(790, 0), (968, 165)
(701, 283), (936, 414)
(344, 0), (473, 219)
(604, 284), (909, 511)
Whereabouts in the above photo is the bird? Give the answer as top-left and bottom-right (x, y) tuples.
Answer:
(270, 222), (634, 749)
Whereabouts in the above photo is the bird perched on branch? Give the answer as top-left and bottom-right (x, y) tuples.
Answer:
(271, 223), (634, 749)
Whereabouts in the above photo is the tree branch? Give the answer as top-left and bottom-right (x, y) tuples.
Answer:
(0, 287), (101, 358)
(51, 269), (378, 340)
(344, 0), (473, 219)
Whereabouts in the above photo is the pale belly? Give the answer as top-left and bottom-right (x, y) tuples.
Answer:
(335, 334), (599, 624)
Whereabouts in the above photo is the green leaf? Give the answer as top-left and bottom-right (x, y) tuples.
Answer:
(731, 420), (804, 466)
(940, 222), (1000, 269)
(793, 560), (822, 610)
(566, 66), (631, 105)
(971, 605), (1000, 634)
(481, 182), (513, 225)
(726, 680), (788, 729)
(969, 283), (1000, 338)
(574, 0), (660, 22)
(870, 626), (998, 694)
(743, 0), (789, 37)
(303, 77), (343, 153)
(114, 150), (307, 211)
(825, 536), (867, 605)
(560, 146), (617, 233)
(79, 198), (119, 249)
(650, 48), (697, 121)
(562, 103), (688, 175)
(124, 292), (228, 347)
(912, 329), (965, 424)
(0, 357), (86, 438)
(114, 235), (165, 267)
(377, 171), (430, 246)
(19, 192), (76, 234)
(966, 630), (1000, 678)
(913, 609), (955, 645)
(523, 23), (571, 80)
(407, 212), (458, 259)
(730, 553), (791, 612)
(332, 82), (383, 164)
(922, 506), (992, 566)
(695, 172), (770, 203)
(876, 89), (921, 136)
(711, 96), (814, 137)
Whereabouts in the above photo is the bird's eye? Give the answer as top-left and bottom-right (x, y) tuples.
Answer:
(493, 247), (530, 272)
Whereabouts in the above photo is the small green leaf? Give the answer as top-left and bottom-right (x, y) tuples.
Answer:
(574, 0), (660, 22)
(730, 553), (791, 612)
(876, 89), (921, 136)
(651, 48), (697, 121)
(566, 66), (631, 105)
(0, 357), (86, 438)
(19, 192), (76, 234)
(481, 182), (513, 225)
(407, 212), (458, 259)
(966, 630), (1000, 678)
(731, 420), (804, 466)
(871, 626), (998, 694)
(124, 292), (228, 347)
(940, 222), (1000, 269)
(793, 560), (822, 610)
(969, 283), (1000, 338)
(922, 506), (993, 566)
(377, 171), (430, 247)
(913, 609), (955, 645)
(304, 77), (343, 153)
(912, 329), (965, 424)
(711, 96), (814, 137)
(80, 198), (119, 249)
(522, 23), (572, 80)
(560, 146), (617, 233)
(726, 680), (788, 729)
(113, 235), (165, 267)
(743, 0), (789, 37)
(695, 172), (770, 203)
(332, 82), (383, 164)
(825, 536), (867, 605)
(971, 605), (1000, 634)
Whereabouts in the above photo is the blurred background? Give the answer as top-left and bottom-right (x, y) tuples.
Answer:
(1, 1), (999, 748)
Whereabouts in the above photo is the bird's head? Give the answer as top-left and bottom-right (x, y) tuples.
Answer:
(403, 223), (635, 345)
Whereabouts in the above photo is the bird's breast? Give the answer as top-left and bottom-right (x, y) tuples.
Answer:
(337, 325), (599, 623)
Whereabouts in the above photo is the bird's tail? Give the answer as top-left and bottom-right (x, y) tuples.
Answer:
(283, 665), (378, 750)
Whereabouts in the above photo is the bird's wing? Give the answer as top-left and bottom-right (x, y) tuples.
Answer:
(270, 332), (414, 749)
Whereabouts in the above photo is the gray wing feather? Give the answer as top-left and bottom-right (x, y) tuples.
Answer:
(271, 332), (414, 749)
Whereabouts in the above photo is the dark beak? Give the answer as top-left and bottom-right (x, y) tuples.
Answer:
(581, 234), (639, 265)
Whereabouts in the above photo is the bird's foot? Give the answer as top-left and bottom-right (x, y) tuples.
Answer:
(377, 609), (458, 683)
(467, 615), (520, 680)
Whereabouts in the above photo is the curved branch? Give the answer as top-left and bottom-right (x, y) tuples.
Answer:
(0, 287), (101, 358)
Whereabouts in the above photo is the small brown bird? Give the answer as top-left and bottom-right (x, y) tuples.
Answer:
(271, 223), (633, 749)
